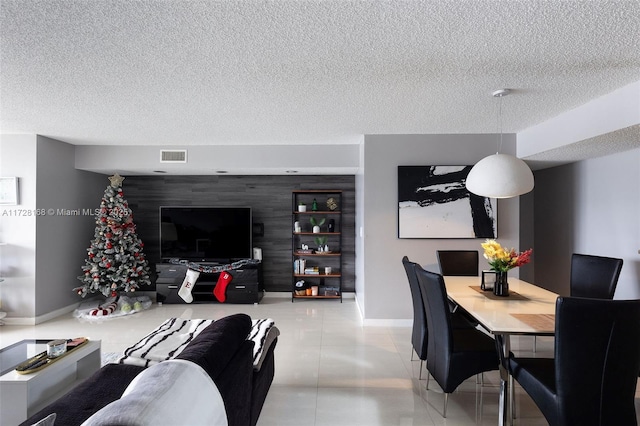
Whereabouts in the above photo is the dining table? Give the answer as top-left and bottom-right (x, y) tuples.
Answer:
(443, 275), (559, 426)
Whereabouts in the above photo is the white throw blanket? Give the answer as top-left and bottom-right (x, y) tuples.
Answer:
(118, 318), (213, 367)
(250, 318), (277, 370)
(119, 317), (278, 370)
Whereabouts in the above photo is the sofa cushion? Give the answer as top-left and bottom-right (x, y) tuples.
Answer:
(211, 340), (254, 426)
(81, 359), (228, 426)
(176, 313), (252, 380)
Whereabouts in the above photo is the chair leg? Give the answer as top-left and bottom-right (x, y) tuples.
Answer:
(411, 350), (415, 361)
(443, 393), (449, 418)
(475, 374), (485, 421)
(419, 359), (424, 380)
(533, 336), (537, 353)
(509, 374), (516, 420)
(425, 371), (430, 390)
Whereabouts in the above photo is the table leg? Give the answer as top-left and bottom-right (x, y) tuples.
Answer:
(495, 334), (511, 426)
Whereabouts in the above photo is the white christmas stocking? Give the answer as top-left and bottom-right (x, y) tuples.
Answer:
(178, 269), (201, 303)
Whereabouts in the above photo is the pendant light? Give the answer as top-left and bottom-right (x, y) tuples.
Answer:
(466, 89), (534, 198)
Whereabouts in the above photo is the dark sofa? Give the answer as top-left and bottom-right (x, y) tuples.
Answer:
(21, 313), (277, 426)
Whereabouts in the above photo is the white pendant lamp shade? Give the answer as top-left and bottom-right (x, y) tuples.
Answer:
(466, 153), (534, 198)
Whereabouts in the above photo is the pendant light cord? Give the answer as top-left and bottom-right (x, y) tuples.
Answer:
(492, 88), (510, 155)
(497, 94), (503, 154)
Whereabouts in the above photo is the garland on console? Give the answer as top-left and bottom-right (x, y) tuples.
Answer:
(168, 258), (261, 303)
(168, 258), (260, 274)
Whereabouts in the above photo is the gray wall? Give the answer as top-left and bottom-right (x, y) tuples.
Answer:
(0, 135), (103, 322)
(35, 136), (105, 317)
(123, 175), (356, 293)
(533, 147), (640, 298)
(359, 134), (524, 323)
(5, 133), (637, 323)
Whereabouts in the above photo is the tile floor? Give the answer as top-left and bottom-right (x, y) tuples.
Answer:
(2, 294), (640, 425)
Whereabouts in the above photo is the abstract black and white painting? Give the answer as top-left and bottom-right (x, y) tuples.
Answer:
(398, 166), (496, 239)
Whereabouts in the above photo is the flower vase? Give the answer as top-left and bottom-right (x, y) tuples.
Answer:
(493, 271), (509, 297)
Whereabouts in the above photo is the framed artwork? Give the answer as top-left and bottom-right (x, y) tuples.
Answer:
(0, 177), (19, 205)
(398, 166), (496, 239)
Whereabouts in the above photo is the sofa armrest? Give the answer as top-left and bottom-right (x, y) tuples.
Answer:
(20, 364), (145, 426)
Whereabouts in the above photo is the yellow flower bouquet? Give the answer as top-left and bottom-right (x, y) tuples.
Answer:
(481, 239), (532, 272)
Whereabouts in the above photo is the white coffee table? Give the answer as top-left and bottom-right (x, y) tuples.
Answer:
(0, 339), (101, 425)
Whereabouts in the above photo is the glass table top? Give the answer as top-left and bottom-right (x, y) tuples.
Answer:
(0, 339), (51, 376)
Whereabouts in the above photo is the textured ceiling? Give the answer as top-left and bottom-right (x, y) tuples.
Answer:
(1, 1), (639, 152)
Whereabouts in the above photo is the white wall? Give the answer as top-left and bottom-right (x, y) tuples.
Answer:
(75, 144), (360, 175)
(355, 139), (366, 317)
(361, 134), (523, 324)
(534, 147), (640, 298)
(518, 80), (640, 158)
(0, 135), (38, 318)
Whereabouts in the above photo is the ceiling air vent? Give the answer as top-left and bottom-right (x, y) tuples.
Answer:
(160, 150), (187, 163)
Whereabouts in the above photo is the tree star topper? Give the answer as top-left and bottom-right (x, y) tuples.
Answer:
(108, 173), (125, 188)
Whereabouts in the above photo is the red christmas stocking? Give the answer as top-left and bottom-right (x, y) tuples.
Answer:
(213, 271), (233, 303)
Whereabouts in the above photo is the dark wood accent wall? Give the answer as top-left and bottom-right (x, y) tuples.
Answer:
(123, 175), (356, 292)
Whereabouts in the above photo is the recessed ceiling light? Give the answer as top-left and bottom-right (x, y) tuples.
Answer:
(286, 170), (298, 173)
(153, 170), (167, 174)
(216, 170), (229, 174)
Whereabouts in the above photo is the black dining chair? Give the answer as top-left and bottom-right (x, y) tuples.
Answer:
(402, 256), (477, 381)
(402, 256), (429, 379)
(436, 250), (479, 277)
(509, 297), (640, 426)
(533, 253), (623, 354)
(414, 265), (499, 417)
(570, 253), (623, 299)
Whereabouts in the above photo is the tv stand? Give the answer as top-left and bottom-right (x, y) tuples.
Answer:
(156, 262), (263, 304)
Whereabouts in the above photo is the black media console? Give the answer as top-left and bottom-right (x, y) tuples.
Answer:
(155, 262), (264, 304)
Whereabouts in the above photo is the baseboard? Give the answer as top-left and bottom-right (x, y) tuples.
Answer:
(1, 292), (158, 326)
(263, 291), (355, 299)
(362, 318), (413, 327)
(2, 300), (81, 325)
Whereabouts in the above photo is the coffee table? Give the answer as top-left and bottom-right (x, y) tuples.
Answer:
(0, 339), (101, 425)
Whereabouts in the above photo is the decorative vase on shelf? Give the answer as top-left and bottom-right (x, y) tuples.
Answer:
(493, 271), (509, 297)
(309, 217), (324, 233)
(312, 199), (318, 211)
(298, 204), (306, 212)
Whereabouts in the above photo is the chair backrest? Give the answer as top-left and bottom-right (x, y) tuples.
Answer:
(401, 256), (428, 360)
(436, 250), (479, 276)
(554, 297), (640, 425)
(414, 264), (453, 388)
(569, 253), (623, 299)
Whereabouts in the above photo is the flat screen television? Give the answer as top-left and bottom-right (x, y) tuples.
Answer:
(160, 206), (252, 262)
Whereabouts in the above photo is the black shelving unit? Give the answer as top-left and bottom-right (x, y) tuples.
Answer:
(291, 190), (342, 302)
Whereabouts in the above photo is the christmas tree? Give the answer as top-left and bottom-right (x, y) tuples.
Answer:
(75, 174), (151, 298)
